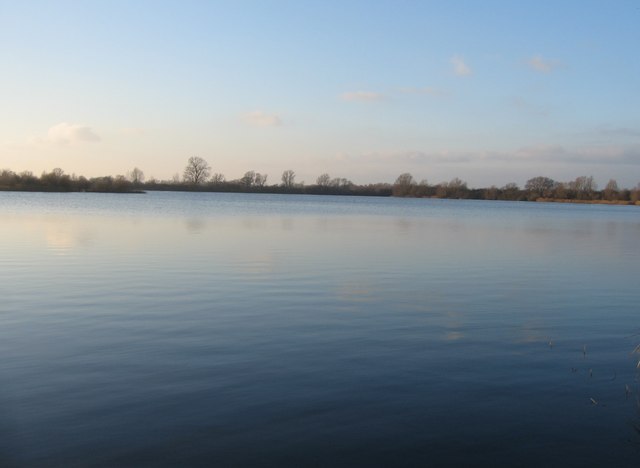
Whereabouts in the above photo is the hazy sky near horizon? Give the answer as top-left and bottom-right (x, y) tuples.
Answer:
(1, 0), (639, 187)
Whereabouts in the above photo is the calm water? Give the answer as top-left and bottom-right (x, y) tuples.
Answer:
(1, 191), (639, 467)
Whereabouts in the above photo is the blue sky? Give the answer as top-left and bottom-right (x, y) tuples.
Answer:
(1, 0), (639, 187)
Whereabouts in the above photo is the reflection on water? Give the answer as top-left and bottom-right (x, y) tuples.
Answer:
(336, 280), (377, 304)
(1, 192), (639, 466)
(184, 217), (207, 233)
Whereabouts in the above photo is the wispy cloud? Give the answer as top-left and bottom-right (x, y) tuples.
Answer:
(450, 55), (472, 76)
(340, 91), (383, 102)
(338, 150), (475, 165)
(527, 55), (562, 73)
(242, 111), (282, 127)
(592, 125), (640, 138)
(40, 122), (100, 144)
(510, 144), (640, 165)
(337, 145), (640, 166)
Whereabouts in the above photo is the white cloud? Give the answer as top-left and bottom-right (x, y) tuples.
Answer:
(242, 111), (282, 127)
(527, 55), (561, 73)
(450, 55), (472, 76)
(340, 91), (383, 102)
(45, 122), (100, 144)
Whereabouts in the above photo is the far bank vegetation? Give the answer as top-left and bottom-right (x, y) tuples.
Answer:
(2, 158), (639, 205)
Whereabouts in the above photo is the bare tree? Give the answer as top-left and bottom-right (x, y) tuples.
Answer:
(435, 182), (448, 198)
(51, 168), (65, 179)
(501, 182), (520, 199)
(553, 182), (568, 199)
(447, 177), (468, 198)
(603, 179), (619, 201)
(570, 175), (597, 199)
(281, 169), (296, 188)
(330, 177), (353, 188)
(525, 176), (556, 198)
(128, 167), (145, 185)
(485, 185), (499, 200)
(211, 173), (225, 185)
(113, 175), (130, 191)
(392, 172), (416, 197)
(41, 168), (71, 189)
(254, 173), (268, 187)
(316, 173), (331, 187)
(183, 157), (211, 185)
(0, 169), (16, 185)
(411, 179), (430, 198)
(241, 171), (256, 188)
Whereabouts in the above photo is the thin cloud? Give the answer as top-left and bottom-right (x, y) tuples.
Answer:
(593, 125), (640, 138)
(450, 56), (472, 76)
(44, 122), (100, 144)
(512, 144), (640, 165)
(340, 91), (383, 102)
(338, 145), (640, 166)
(242, 111), (282, 127)
(564, 125), (640, 143)
(527, 55), (561, 73)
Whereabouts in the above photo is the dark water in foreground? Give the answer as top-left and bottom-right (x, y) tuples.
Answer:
(1, 191), (639, 467)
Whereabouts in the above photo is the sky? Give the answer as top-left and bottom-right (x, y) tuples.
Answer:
(1, 0), (639, 188)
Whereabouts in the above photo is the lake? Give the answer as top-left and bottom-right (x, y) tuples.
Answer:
(1, 191), (639, 467)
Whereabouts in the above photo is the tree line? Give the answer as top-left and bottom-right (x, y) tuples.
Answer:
(390, 173), (640, 203)
(0, 167), (143, 193)
(2, 156), (639, 204)
(160, 157), (390, 196)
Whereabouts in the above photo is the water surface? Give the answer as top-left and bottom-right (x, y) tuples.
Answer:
(1, 192), (639, 466)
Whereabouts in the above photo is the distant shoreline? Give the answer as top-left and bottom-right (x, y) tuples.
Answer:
(0, 188), (146, 194)
(2, 167), (639, 204)
(2, 187), (639, 206)
(535, 197), (639, 206)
